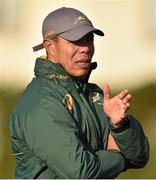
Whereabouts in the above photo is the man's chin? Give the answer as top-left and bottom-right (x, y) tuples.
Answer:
(70, 69), (90, 81)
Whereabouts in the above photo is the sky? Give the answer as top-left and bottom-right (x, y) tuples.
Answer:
(1, 0), (156, 90)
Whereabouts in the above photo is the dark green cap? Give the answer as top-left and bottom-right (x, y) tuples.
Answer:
(33, 7), (104, 52)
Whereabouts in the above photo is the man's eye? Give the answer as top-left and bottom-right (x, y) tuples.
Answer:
(72, 36), (94, 45)
(88, 38), (94, 42)
(72, 40), (82, 45)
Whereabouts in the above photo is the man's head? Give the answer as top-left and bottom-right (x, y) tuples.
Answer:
(33, 7), (104, 78)
(44, 33), (94, 78)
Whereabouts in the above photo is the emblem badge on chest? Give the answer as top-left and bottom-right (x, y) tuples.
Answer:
(63, 93), (73, 111)
(92, 92), (103, 105)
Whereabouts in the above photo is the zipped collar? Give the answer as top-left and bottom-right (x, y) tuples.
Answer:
(34, 57), (68, 80)
(34, 57), (97, 93)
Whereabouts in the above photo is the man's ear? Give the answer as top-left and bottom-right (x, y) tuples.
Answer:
(43, 39), (54, 54)
(43, 39), (58, 62)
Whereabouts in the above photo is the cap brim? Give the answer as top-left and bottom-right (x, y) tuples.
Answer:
(33, 43), (44, 52)
(33, 25), (104, 51)
(60, 24), (104, 41)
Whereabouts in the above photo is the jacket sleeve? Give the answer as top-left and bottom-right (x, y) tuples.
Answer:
(110, 115), (149, 168)
(24, 97), (127, 179)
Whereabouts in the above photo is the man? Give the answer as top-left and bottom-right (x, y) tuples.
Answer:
(9, 7), (149, 178)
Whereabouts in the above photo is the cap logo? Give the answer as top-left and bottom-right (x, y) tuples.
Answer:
(74, 16), (88, 25)
(44, 30), (56, 39)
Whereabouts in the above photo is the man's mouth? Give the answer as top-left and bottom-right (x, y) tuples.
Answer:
(76, 61), (90, 64)
(75, 58), (91, 66)
(75, 60), (91, 68)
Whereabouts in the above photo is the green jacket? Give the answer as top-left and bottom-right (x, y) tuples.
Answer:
(9, 58), (149, 178)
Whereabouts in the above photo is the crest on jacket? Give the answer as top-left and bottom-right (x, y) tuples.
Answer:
(92, 92), (103, 105)
(63, 93), (73, 111)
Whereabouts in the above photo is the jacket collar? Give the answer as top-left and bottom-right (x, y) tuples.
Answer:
(34, 56), (97, 93)
(34, 57), (68, 79)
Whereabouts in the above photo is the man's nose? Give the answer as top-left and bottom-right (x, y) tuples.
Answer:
(79, 44), (90, 54)
(79, 41), (94, 54)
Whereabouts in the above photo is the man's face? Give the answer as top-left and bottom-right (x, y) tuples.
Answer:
(52, 33), (95, 78)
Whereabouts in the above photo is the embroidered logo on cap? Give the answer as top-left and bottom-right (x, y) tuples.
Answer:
(74, 16), (88, 25)
(44, 31), (56, 38)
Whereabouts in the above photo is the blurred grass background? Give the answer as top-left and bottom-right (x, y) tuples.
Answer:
(0, 83), (156, 178)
